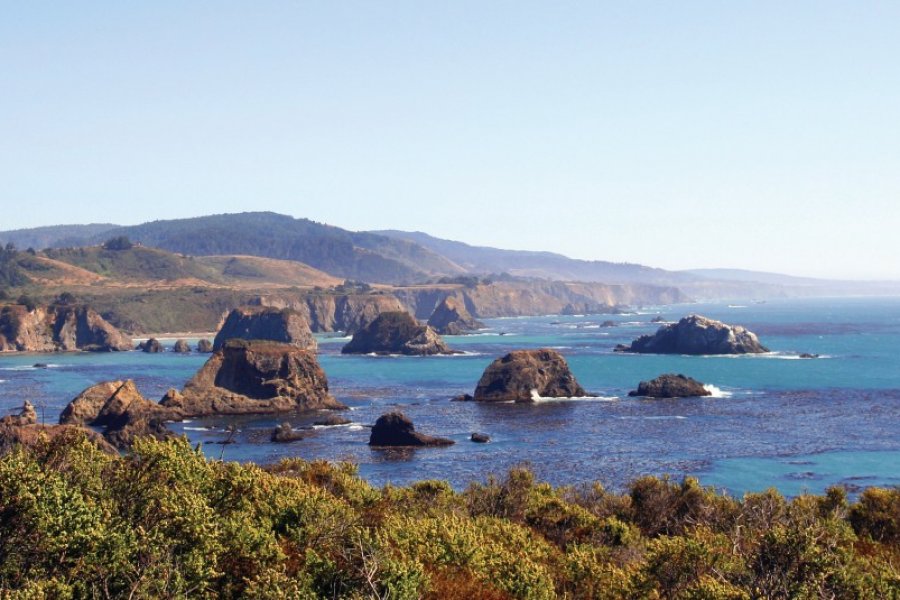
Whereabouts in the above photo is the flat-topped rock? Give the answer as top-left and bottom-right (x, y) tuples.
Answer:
(628, 374), (712, 398)
(473, 349), (588, 403)
(427, 296), (484, 335)
(617, 315), (768, 355)
(368, 412), (454, 447)
(341, 311), (455, 356)
(213, 307), (316, 351)
(162, 339), (345, 416)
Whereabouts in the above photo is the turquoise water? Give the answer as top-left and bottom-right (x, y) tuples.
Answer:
(2, 297), (899, 496)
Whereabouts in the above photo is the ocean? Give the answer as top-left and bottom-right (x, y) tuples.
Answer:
(2, 296), (899, 497)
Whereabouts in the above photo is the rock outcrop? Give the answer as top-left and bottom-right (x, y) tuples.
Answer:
(314, 414), (351, 426)
(251, 293), (407, 334)
(138, 338), (163, 353)
(213, 307), (317, 351)
(368, 412), (454, 447)
(628, 374), (712, 398)
(60, 380), (178, 449)
(473, 349), (588, 402)
(162, 339), (345, 416)
(196, 339), (213, 353)
(0, 304), (132, 352)
(0, 401), (37, 427)
(427, 296), (484, 335)
(341, 312), (455, 356)
(173, 339), (191, 353)
(617, 315), (768, 355)
(271, 422), (306, 443)
(470, 432), (490, 443)
(0, 421), (116, 455)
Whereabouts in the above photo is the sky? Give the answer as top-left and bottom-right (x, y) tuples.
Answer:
(2, 2), (899, 280)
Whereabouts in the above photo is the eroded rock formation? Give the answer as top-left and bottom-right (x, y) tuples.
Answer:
(628, 374), (712, 398)
(341, 311), (454, 355)
(617, 315), (768, 355)
(213, 307), (317, 351)
(473, 349), (588, 402)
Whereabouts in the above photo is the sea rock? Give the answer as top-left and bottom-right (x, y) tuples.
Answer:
(138, 338), (163, 353)
(162, 339), (345, 416)
(271, 422), (306, 443)
(0, 401), (38, 427)
(617, 315), (768, 355)
(213, 307), (316, 351)
(368, 412), (454, 447)
(470, 432), (490, 443)
(173, 339), (191, 353)
(196, 339), (213, 353)
(451, 393), (475, 402)
(799, 353), (820, 359)
(60, 379), (178, 449)
(628, 374), (712, 399)
(427, 296), (484, 335)
(651, 316), (665, 323)
(253, 293), (407, 334)
(59, 380), (126, 425)
(313, 414), (352, 426)
(0, 304), (132, 352)
(600, 320), (617, 328)
(473, 349), (588, 403)
(341, 311), (455, 356)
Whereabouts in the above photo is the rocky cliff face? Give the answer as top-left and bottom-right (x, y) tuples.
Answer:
(252, 293), (407, 334)
(618, 315), (768, 355)
(163, 339), (345, 416)
(393, 281), (689, 320)
(341, 311), (455, 355)
(427, 296), (484, 335)
(213, 306), (317, 351)
(473, 349), (588, 402)
(0, 304), (132, 352)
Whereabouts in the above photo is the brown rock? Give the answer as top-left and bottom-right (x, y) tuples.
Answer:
(341, 311), (455, 355)
(271, 422), (306, 443)
(368, 412), (454, 447)
(0, 401), (38, 427)
(213, 307), (316, 351)
(163, 339), (345, 416)
(138, 338), (163, 353)
(427, 296), (484, 335)
(473, 349), (588, 403)
(618, 315), (768, 355)
(196, 338), (213, 353)
(0, 423), (117, 456)
(173, 339), (191, 353)
(0, 305), (131, 352)
(60, 380), (125, 425)
(628, 374), (712, 399)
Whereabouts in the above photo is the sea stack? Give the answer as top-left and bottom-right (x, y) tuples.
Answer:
(628, 374), (712, 398)
(616, 315), (768, 355)
(213, 306), (317, 351)
(368, 412), (454, 447)
(341, 311), (455, 356)
(473, 349), (588, 402)
(161, 339), (345, 416)
(427, 296), (484, 335)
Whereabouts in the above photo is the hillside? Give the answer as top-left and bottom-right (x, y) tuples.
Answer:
(374, 229), (696, 285)
(0, 223), (118, 250)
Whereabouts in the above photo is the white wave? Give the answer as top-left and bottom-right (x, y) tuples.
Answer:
(0, 379), (5, 383)
(183, 426), (213, 431)
(618, 415), (687, 420)
(703, 384), (733, 398)
(529, 389), (618, 402)
(727, 305), (748, 308)
(348, 425), (364, 431)
(581, 324), (601, 329)
(311, 422), (358, 430)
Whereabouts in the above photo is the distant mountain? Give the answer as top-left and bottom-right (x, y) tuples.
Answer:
(0, 223), (119, 250)
(373, 229), (697, 285)
(682, 268), (829, 286)
(96, 213), (462, 285)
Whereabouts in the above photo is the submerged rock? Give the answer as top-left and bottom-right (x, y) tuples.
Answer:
(427, 296), (484, 335)
(628, 374), (712, 399)
(173, 339), (191, 353)
(470, 432), (491, 443)
(213, 307), (316, 351)
(450, 393), (475, 402)
(138, 338), (163, 353)
(196, 338), (213, 353)
(313, 414), (352, 426)
(368, 412), (454, 447)
(617, 315), (768, 355)
(799, 353), (820, 359)
(341, 311), (455, 356)
(473, 349), (588, 403)
(162, 339), (345, 416)
(271, 422), (306, 443)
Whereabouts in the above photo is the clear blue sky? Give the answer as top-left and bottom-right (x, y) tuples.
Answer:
(2, 2), (898, 279)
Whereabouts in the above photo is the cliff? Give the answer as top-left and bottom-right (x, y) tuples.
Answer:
(251, 293), (407, 334)
(213, 306), (317, 351)
(0, 304), (132, 352)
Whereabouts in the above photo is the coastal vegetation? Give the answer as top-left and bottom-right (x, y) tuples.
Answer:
(0, 432), (898, 598)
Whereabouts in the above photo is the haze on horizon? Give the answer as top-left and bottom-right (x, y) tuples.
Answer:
(2, 2), (899, 280)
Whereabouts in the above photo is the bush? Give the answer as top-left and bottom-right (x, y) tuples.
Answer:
(102, 236), (134, 251)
